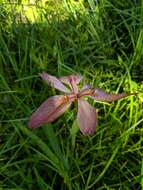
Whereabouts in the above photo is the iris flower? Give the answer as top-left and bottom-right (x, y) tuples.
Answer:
(28, 73), (135, 135)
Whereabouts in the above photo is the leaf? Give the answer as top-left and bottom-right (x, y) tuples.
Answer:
(70, 120), (79, 149)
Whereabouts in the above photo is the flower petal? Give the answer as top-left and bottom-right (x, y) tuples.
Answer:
(79, 87), (93, 97)
(80, 84), (91, 92)
(60, 75), (83, 85)
(60, 75), (83, 93)
(77, 99), (97, 135)
(88, 88), (135, 102)
(28, 95), (74, 128)
(39, 72), (70, 93)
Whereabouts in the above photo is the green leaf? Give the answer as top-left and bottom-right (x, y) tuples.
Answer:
(70, 120), (79, 149)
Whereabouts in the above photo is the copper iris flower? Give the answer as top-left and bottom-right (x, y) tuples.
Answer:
(28, 72), (135, 135)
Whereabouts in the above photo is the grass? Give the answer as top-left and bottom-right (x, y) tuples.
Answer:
(0, 0), (143, 189)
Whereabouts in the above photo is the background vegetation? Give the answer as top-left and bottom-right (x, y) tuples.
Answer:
(0, 0), (143, 189)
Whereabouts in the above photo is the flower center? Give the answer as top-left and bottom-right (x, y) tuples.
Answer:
(76, 93), (80, 99)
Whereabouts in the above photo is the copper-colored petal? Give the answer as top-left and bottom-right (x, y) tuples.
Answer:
(60, 75), (83, 85)
(60, 75), (82, 93)
(28, 95), (74, 128)
(39, 72), (70, 93)
(80, 84), (91, 92)
(88, 88), (136, 102)
(77, 99), (97, 135)
(79, 87), (94, 97)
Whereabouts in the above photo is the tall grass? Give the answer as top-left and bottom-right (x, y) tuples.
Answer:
(0, 0), (143, 189)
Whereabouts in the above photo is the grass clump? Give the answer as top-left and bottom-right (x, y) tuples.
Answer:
(0, 0), (143, 189)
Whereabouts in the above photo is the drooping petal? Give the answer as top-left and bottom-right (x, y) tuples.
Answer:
(39, 72), (70, 93)
(28, 95), (74, 128)
(60, 75), (83, 93)
(86, 88), (135, 102)
(77, 99), (97, 135)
